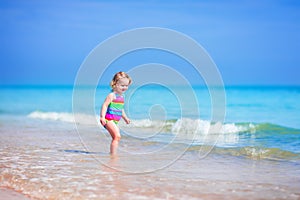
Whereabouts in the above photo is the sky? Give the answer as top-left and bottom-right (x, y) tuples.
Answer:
(0, 0), (299, 86)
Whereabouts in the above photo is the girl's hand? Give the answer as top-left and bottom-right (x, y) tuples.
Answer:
(100, 117), (106, 126)
(124, 117), (130, 124)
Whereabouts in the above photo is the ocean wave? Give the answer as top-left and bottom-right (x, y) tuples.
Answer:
(26, 111), (300, 160)
(213, 146), (300, 161)
(27, 111), (255, 147)
(171, 118), (254, 135)
(27, 111), (99, 125)
(187, 145), (300, 161)
(26, 111), (268, 134)
(27, 111), (300, 134)
(254, 123), (300, 135)
(124, 119), (300, 154)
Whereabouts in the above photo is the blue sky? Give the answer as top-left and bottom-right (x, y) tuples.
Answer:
(0, 0), (299, 85)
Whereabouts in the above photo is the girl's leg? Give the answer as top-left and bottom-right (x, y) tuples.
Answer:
(105, 121), (121, 155)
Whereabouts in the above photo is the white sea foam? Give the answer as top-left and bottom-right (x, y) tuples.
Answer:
(28, 111), (75, 122)
(124, 119), (174, 129)
(27, 111), (99, 125)
(126, 119), (160, 128)
(172, 118), (251, 135)
(171, 118), (255, 146)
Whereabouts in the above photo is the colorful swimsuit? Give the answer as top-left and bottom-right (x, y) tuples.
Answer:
(105, 93), (124, 124)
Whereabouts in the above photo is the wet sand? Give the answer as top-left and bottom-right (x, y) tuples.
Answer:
(0, 188), (31, 200)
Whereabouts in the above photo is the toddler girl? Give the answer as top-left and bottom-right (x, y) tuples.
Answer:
(100, 71), (132, 155)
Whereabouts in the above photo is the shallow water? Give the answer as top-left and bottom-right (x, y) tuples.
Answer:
(1, 117), (299, 200)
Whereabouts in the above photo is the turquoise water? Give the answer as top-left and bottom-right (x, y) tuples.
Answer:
(1, 85), (299, 128)
(1, 85), (300, 199)
(0, 85), (299, 160)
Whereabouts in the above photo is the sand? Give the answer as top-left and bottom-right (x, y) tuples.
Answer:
(0, 188), (31, 200)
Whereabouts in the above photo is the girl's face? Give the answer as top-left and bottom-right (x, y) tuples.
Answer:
(114, 78), (130, 94)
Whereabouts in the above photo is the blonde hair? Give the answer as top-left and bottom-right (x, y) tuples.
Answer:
(110, 71), (132, 88)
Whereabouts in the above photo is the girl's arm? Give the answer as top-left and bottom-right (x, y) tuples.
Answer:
(122, 109), (130, 124)
(100, 93), (114, 126)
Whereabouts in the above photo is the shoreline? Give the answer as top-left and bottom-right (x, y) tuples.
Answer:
(0, 187), (31, 200)
(0, 107), (299, 199)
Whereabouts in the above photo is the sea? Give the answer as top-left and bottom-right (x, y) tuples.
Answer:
(0, 85), (299, 199)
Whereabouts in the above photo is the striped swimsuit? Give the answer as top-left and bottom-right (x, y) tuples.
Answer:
(105, 93), (124, 124)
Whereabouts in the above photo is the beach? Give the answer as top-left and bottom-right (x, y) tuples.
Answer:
(1, 120), (299, 199)
(1, 0), (300, 198)
(1, 122), (300, 199)
(0, 85), (300, 199)
(0, 188), (31, 200)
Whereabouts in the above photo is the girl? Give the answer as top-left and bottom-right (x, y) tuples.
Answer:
(100, 72), (132, 155)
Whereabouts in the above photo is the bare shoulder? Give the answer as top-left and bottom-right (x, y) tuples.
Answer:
(107, 92), (116, 100)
